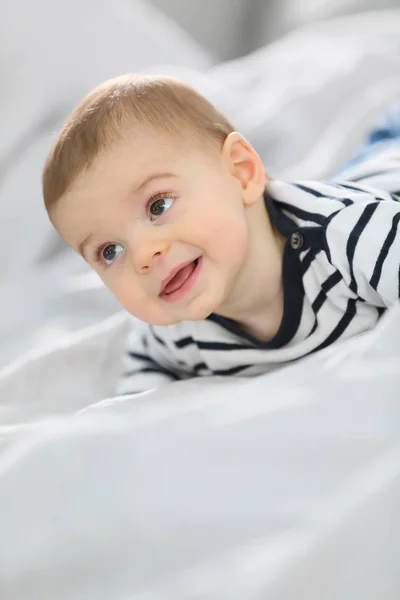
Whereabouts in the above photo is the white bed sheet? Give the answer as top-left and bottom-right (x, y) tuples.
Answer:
(1, 308), (400, 599)
(2, 7), (400, 599)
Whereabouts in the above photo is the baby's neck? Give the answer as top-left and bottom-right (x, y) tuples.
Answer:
(235, 289), (284, 342)
(216, 197), (286, 342)
(219, 279), (284, 342)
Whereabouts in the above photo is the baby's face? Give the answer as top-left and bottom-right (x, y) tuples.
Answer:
(51, 129), (262, 325)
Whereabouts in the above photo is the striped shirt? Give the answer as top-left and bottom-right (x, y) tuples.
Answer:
(118, 141), (400, 395)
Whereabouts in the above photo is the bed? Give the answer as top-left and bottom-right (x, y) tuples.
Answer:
(1, 3), (400, 598)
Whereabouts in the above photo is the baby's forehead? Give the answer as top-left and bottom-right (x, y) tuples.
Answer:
(82, 130), (176, 176)
(94, 129), (197, 174)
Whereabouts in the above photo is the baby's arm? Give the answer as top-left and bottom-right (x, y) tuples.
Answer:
(116, 319), (185, 396)
(324, 133), (400, 308)
(325, 197), (400, 308)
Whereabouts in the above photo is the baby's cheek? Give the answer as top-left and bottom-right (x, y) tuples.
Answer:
(114, 283), (142, 316)
(114, 282), (165, 324)
(209, 218), (247, 258)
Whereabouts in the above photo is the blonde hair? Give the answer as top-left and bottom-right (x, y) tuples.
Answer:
(42, 74), (235, 211)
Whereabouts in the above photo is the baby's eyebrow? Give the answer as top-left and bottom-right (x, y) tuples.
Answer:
(133, 172), (176, 194)
(78, 234), (94, 259)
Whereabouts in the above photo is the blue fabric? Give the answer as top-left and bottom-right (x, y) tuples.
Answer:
(335, 103), (400, 176)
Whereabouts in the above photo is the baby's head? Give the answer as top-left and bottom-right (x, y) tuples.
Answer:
(43, 74), (273, 326)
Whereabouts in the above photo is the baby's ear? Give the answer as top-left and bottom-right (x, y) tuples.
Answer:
(222, 132), (266, 205)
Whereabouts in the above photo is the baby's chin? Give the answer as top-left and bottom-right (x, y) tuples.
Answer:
(137, 296), (221, 326)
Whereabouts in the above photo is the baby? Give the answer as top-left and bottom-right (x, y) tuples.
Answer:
(42, 74), (400, 395)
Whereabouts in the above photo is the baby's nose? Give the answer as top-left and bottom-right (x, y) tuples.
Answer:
(137, 250), (163, 274)
(133, 234), (169, 274)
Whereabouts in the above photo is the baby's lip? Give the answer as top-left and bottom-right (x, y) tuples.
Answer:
(159, 258), (197, 295)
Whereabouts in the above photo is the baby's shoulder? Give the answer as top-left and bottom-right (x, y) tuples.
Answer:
(268, 177), (398, 226)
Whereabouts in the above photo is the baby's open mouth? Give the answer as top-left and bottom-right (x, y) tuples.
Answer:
(162, 258), (199, 295)
(159, 257), (202, 303)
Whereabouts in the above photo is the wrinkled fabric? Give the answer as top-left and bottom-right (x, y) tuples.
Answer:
(1, 308), (400, 599)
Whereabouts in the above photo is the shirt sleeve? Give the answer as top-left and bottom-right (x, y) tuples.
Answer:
(116, 319), (185, 396)
(324, 197), (400, 308)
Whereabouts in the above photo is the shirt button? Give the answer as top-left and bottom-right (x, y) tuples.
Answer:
(290, 231), (303, 250)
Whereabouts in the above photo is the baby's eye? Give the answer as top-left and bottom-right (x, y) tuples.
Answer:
(101, 243), (124, 265)
(148, 196), (175, 221)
